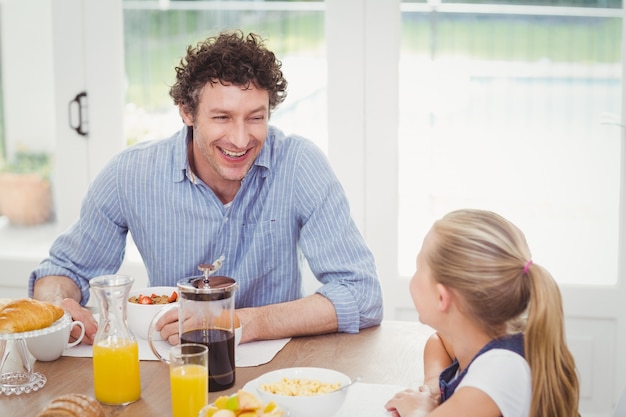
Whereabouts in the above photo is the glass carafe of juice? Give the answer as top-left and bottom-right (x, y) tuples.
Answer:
(90, 274), (141, 405)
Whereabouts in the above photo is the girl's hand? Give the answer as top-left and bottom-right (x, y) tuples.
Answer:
(385, 385), (439, 417)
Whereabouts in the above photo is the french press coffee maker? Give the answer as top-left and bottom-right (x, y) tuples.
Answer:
(149, 258), (238, 391)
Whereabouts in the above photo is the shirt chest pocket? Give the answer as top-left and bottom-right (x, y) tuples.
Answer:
(240, 219), (277, 275)
(242, 219), (275, 237)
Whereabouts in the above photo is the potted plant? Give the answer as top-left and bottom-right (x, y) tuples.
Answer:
(0, 151), (53, 225)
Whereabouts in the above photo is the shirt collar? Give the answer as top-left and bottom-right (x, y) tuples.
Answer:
(173, 124), (276, 183)
(171, 125), (192, 183)
(252, 126), (275, 178)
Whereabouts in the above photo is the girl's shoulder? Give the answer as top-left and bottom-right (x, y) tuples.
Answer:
(459, 350), (531, 417)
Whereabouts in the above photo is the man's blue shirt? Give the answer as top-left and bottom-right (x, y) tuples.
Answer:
(29, 125), (383, 333)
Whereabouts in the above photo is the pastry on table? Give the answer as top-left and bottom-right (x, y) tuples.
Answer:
(37, 393), (105, 417)
(0, 298), (64, 334)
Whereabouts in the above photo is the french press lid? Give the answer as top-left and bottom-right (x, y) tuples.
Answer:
(177, 275), (238, 301)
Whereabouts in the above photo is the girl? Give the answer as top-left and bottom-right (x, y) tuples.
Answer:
(386, 209), (579, 417)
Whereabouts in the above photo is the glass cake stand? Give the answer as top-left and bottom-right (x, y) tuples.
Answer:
(0, 312), (70, 395)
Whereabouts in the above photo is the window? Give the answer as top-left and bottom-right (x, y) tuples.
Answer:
(123, 0), (327, 151)
(398, 0), (622, 285)
(0, 3), (57, 229)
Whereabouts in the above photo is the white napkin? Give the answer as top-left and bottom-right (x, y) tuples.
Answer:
(334, 383), (404, 416)
(235, 338), (291, 367)
(62, 337), (291, 368)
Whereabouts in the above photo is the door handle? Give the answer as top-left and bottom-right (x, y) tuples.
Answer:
(68, 91), (88, 136)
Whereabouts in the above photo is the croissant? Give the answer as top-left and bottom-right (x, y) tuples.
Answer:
(0, 298), (64, 334)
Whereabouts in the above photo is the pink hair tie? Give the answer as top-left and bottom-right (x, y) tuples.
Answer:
(523, 260), (533, 274)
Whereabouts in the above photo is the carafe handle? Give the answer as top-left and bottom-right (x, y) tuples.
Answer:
(147, 303), (178, 364)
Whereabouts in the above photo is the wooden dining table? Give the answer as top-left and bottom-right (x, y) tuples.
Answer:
(0, 320), (434, 416)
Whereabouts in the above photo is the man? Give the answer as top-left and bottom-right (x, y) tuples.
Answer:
(30, 31), (383, 345)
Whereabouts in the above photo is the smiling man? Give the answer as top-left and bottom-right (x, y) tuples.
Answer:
(29, 31), (383, 345)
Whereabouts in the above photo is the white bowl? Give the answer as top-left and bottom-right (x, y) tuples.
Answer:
(255, 367), (350, 417)
(126, 286), (178, 340)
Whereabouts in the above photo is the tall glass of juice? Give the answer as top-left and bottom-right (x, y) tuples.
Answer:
(169, 343), (208, 417)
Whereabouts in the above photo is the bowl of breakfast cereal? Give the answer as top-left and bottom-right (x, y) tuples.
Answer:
(127, 286), (178, 340)
(254, 367), (351, 417)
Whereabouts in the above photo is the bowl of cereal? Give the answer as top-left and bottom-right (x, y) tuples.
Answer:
(254, 367), (351, 417)
(127, 286), (178, 340)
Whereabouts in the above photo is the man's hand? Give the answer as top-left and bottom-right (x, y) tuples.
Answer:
(33, 275), (98, 344)
(156, 306), (181, 345)
(60, 298), (98, 344)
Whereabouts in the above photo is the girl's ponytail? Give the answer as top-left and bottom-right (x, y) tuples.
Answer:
(524, 263), (580, 417)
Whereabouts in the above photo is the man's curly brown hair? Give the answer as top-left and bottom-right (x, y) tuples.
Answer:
(169, 30), (288, 118)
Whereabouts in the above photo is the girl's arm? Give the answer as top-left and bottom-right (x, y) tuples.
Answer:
(423, 333), (454, 402)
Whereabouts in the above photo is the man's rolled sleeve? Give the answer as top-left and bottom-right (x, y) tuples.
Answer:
(29, 260), (92, 305)
(317, 279), (383, 333)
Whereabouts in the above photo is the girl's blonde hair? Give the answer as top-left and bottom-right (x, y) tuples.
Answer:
(428, 209), (580, 417)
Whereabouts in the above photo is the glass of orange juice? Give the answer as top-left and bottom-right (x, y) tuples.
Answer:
(93, 338), (141, 404)
(169, 343), (208, 417)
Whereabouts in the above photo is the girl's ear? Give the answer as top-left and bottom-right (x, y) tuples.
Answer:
(436, 283), (452, 312)
(179, 104), (194, 126)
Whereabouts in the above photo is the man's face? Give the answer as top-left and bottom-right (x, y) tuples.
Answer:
(180, 82), (269, 187)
